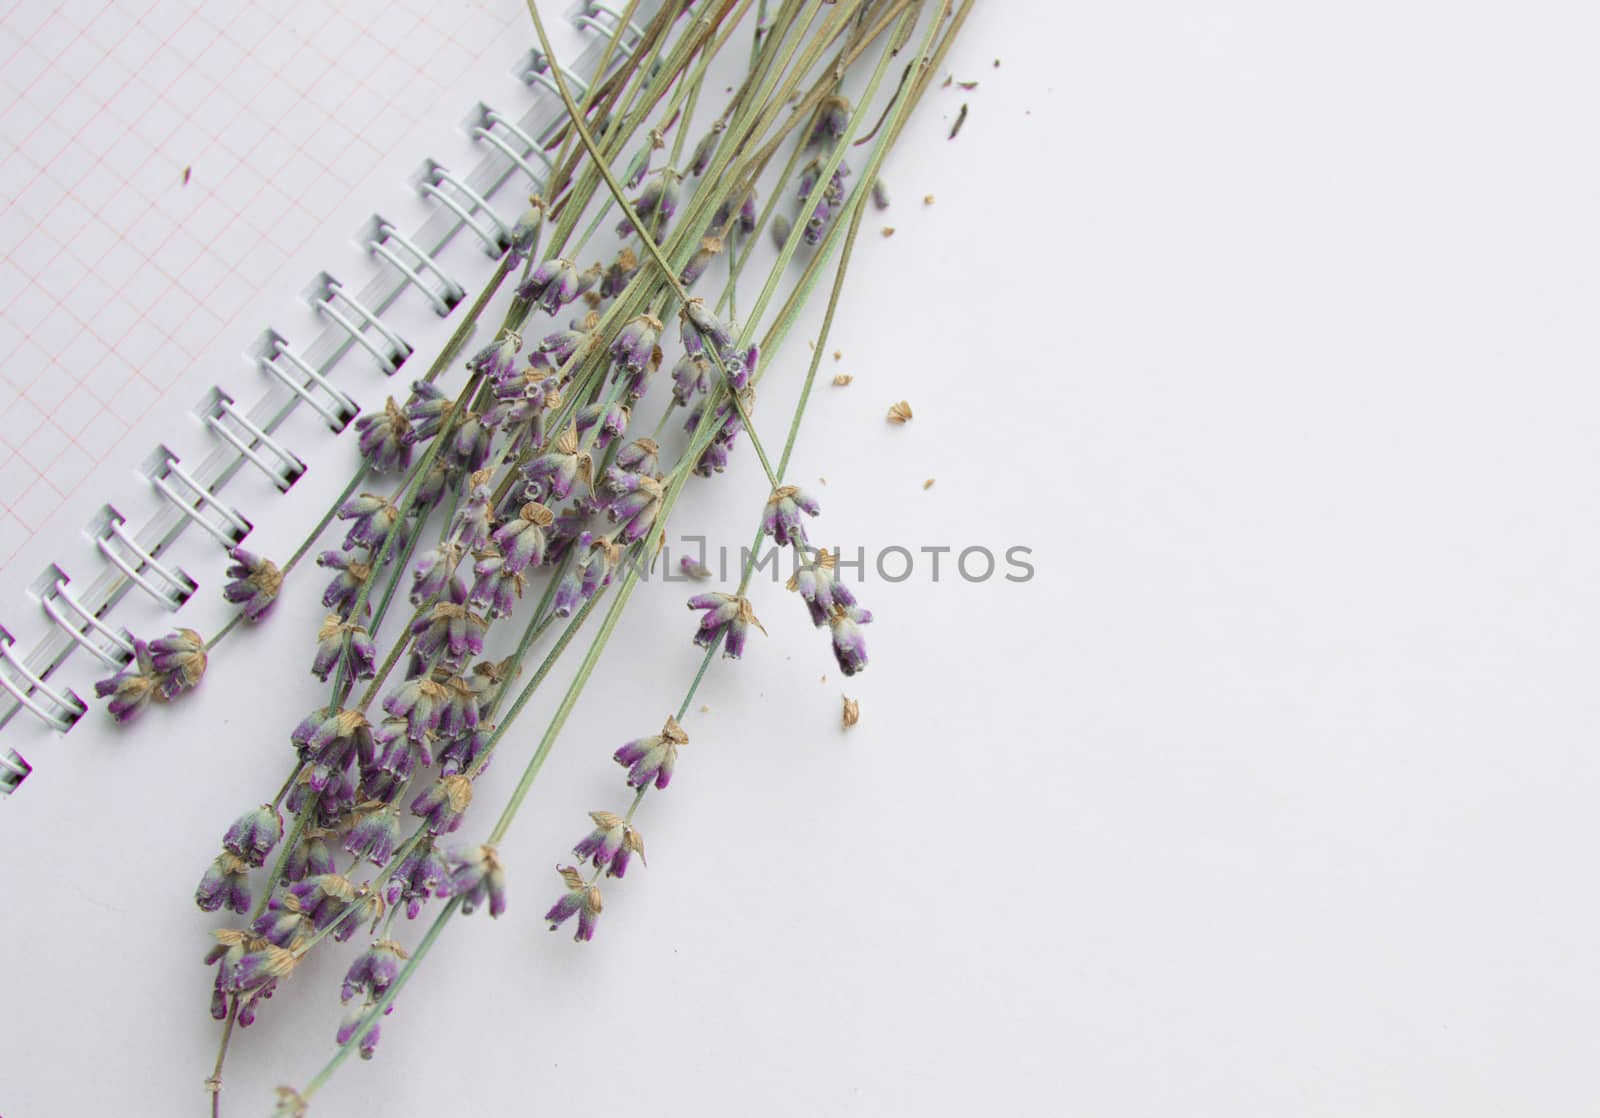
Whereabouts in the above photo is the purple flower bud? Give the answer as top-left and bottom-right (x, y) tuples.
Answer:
(311, 613), (376, 682)
(387, 838), (449, 919)
(809, 94), (851, 148)
(287, 873), (361, 934)
(609, 313), (661, 379)
(601, 246), (641, 298)
(553, 533), (624, 618)
(518, 258), (597, 316)
(694, 438), (731, 478)
(383, 677), (446, 744)
(444, 843), (507, 917)
(522, 426), (594, 502)
(492, 501), (554, 572)
(408, 603), (488, 671)
(438, 727), (491, 777)
(576, 400), (631, 451)
(763, 485), (821, 547)
(410, 774), (473, 835)
(601, 469), (664, 544)
(223, 803), (283, 867)
(689, 124), (723, 176)
(871, 177), (891, 210)
(687, 592), (765, 659)
(789, 548), (855, 627)
(544, 865), (603, 942)
(449, 480), (496, 551)
(304, 708), (376, 792)
(532, 315), (596, 372)
(317, 551), (372, 616)
(222, 548), (283, 622)
(617, 170), (680, 238)
(410, 541), (464, 606)
(355, 397), (413, 473)
(342, 938), (406, 1004)
(336, 1004), (385, 1061)
(612, 715), (688, 791)
(445, 410), (495, 474)
(680, 235), (725, 287)
(828, 604), (872, 677)
(196, 852), (254, 913)
(468, 551), (524, 619)
(285, 827), (337, 884)
(466, 331), (522, 383)
(505, 199), (543, 269)
(574, 811), (646, 878)
(147, 628), (208, 699)
(345, 805), (402, 867)
(672, 354), (709, 407)
(402, 380), (453, 443)
(615, 437), (660, 476)
(771, 211), (792, 249)
(622, 140), (655, 190)
(94, 638), (159, 722)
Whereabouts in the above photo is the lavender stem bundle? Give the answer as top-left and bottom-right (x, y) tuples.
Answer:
(91, 2), (971, 1111)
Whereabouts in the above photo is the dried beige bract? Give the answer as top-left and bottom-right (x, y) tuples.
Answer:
(842, 696), (860, 728)
(832, 374), (854, 386)
(887, 400), (913, 424)
(923, 478), (935, 490)
(881, 226), (896, 237)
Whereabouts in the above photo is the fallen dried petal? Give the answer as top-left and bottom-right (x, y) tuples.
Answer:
(881, 226), (896, 237)
(923, 194), (935, 205)
(887, 400), (913, 424)
(923, 478), (935, 490)
(842, 696), (860, 728)
(832, 374), (854, 386)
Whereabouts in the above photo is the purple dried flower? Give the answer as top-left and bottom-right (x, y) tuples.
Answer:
(146, 628), (207, 699)
(410, 774), (473, 836)
(222, 548), (283, 622)
(553, 532), (624, 617)
(449, 478), (497, 551)
(505, 198), (543, 269)
(355, 397), (413, 473)
(438, 727), (490, 777)
(601, 468), (664, 544)
(789, 548), (857, 627)
(770, 211), (792, 249)
(671, 353), (709, 407)
(410, 541), (464, 606)
(828, 603), (873, 677)
(466, 330), (522, 383)
(251, 888), (314, 949)
(287, 873), (361, 935)
(345, 804), (402, 867)
(205, 929), (258, 1019)
(544, 865), (603, 942)
(342, 938), (406, 1003)
(617, 170), (680, 238)
(679, 299), (731, 358)
(409, 603), (488, 670)
(871, 177), (891, 210)
(403, 380), (453, 443)
(687, 592), (765, 659)
(223, 803), (283, 867)
(383, 676), (447, 744)
(468, 551), (524, 619)
(763, 485), (821, 547)
(311, 613), (376, 682)
(532, 315), (597, 372)
(316, 551), (372, 616)
(574, 811), (645, 878)
(689, 123), (722, 176)
(303, 708), (376, 792)
(680, 235), (725, 287)
(386, 838), (449, 919)
(492, 500), (554, 573)
(93, 638), (159, 722)
(610, 313), (661, 379)
(445, 843), (507, 917)
(622, 139), (657, 190)
(601, 246), (641, 298)
(522, 426), (594, 502)
(576, 400), (631, 451)
(518, 258), (597, 316)
(196, 851), (254, 913)
(809, 94), (851, 148)
(613, 715), (688, 791)
(444, 410), (495, 474)
(284, 827), (338, 884)
(615, 437), (660, 476)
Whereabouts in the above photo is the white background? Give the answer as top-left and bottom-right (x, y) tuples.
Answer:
(6, 1), (1600, 1115)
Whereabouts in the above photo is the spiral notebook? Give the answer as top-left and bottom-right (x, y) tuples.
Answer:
(0, 0), (662, 797)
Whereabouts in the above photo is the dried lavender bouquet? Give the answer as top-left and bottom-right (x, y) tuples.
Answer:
(89, 2), (969, 1112)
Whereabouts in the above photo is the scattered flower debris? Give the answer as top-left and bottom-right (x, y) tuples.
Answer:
(842, 696), (859, 728)
(958, 81), (979, 91)
(923, 478), (935, 490)
(833, 350), (842, 360)
(887, 400), (913, 424)
(872, 179), (890, 209)
(182, 166), (191, 186)
(679, 556), (712, 580)
(949, 104), (968, 140)
(832, 374), (854, 386)
(881, 226), (896, 237)
(923, 194), (935, 205)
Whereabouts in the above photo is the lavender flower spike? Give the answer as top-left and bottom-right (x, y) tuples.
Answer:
(223, 803), (284, 867)
(763, 485), (822, 547)
(687, 592), (766, 659)
(147, 628), (208, 698)
(574, 811), (646, 879)
(445, 843), (507, 917)
(613, 714), (689, 790)
(93, 638), (159, 722)
(222, 548), (283, 622)
(544, 865), (603, 942)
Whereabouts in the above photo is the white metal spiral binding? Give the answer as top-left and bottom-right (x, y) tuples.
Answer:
(0, 747), (29, 794)
(200, 388), (306, 491)
(0, 630), (84, 731)
(256, 331), (358, 430)
(146, 450), (252, 548)
(577, 2), (647, 50)
(363, 216), (465, 316)
(309, 274), (413, 374)
(39, 574), (135, 668)
(0, 0), (668, 761)
(525, 48), (590, 98)
(417, 160), (511, 255)
(91, 507), (196, 608)
(469, 104), (557, 183)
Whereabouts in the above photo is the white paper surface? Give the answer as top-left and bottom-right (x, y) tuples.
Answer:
(6, 2), (1600, 1116)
